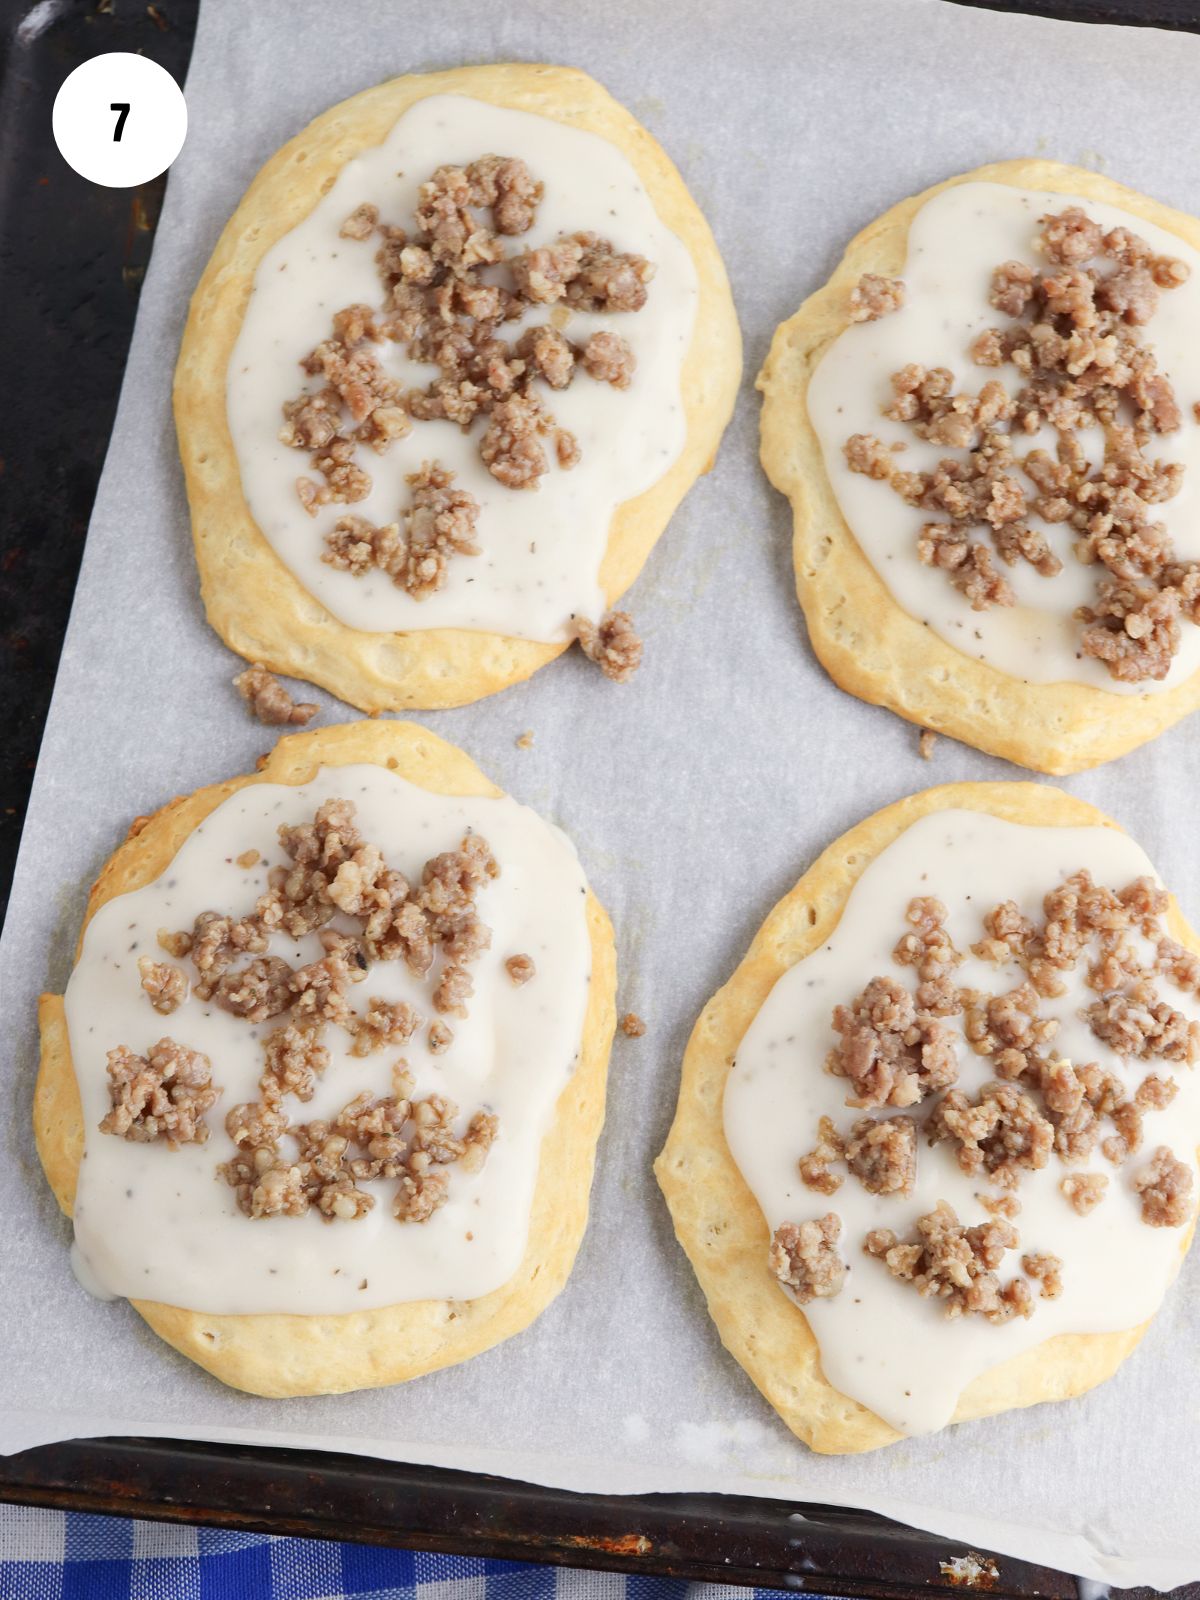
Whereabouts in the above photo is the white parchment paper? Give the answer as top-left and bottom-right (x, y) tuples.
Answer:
(4, 0), (1200, 1585)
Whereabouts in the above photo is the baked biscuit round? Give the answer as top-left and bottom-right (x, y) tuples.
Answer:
(758, 160), (1200, 774)
(35, 720), (616, 1396)
(655, 782), (1200, 1453)
(176, 63), (741, 711)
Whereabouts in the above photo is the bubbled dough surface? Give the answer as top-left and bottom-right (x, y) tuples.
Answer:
(34, 720), (617, 1398)
(757, 160), (1200, 776)
(174, 63), (742, 712)
(654, 781), (1200, 1455)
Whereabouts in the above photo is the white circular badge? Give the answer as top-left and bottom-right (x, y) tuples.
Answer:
(52, 52), (187, 188)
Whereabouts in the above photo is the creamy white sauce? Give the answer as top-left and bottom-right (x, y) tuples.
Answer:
(724, 811), (1200, 1436)
(227, 94), (698, 642)
(64, 765), (591, 1316)
(808, 182), (1200, 692)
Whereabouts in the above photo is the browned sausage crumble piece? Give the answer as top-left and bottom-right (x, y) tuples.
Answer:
(260, 1021), (329, 1105)
(505, 953), (536, 986)
(845, 1114), (918, 1195)
(576, 610), (643, 682)
(282, 157), (656, 599)
(798, 1115), (846, 1195)
(1135, 1072), (1179, 1110)
(433, 962), (473, 1019)
(580, 330), (636, 388)
(843, 208), (1200, 680)
(213, 955), (296, 1023)
(350, 996), (422, 1056)
(801, 1112), (920, 1196)
(927, 1082), (1053, 1189)
(233, 663), (319, 727)
(768, 1214), (846, 1303)
(864, 1201), (1034, 1322)
(137, 956), (188, 1015)
(1085, 981), (1199, 1064)
(1022, 1250), (1064, 1299)
(427, 1020), (454, 1055)
(848, 273), (905, 323)
(340, 202), (379, 241)
(100, 1038), (219, 1148)
(828, 975), (959, 1109)
(893, 895), (963, 1016)
(1134, 1145), (1194, 1226)
(288, 952), (357, 1030)
(621, 1011), (647, 1038)
(1060, 1171), (1108, 1215)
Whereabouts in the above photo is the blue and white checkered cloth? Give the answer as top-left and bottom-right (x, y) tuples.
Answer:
(0, 1506), (800, 1600)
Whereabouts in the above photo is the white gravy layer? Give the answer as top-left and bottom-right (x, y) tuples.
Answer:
(808, 182), (1200, 693)
(227, 94), (698, 642)
(64, 764), (592, 1316)
(724, 810), (1200, 1436)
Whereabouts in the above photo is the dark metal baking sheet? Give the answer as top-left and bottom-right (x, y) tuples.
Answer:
(2, 1), (1199, 1593)
(0, 1436), (1117, 1598)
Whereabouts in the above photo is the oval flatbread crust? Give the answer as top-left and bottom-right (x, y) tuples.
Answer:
(35, 719), (616, 1397)
(176, 63), (742, 711)
(757, 159), (1200, 775)
(655, 780), (1199, 1453)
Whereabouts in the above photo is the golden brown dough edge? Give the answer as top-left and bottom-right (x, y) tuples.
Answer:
(34, 719), (617, 1397)
(757, 158), (1200, 776)
(654, 779), (1200, 1454)
(174, 62), (743, 713)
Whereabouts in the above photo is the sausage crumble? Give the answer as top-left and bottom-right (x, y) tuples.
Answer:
(800, 1113), (918, 1197)
(768, 1213), (846, 1303)
(576, 610), (643, 682)
(1022, 1250), (1064, 1299)
(828, 975), (958, 1109)
(845, 1114), (918, 1195)
(233, 663), (319, 727)
(1060, 1171), (1108, 1215)
(1134, 1145), (1193, 1226)
(137, 956), (188, 1015)
(100, 1038), (219, 1148)
(321, 462), (481, 602)
(864, 1201), (1035, 1322)
(927, 1082), (1053, 1189)
(849, 273), (905, 323)
(798, 1115), (845, 1196)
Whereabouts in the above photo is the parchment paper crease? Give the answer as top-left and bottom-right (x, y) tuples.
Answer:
(3, 0), (1200, 1586)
